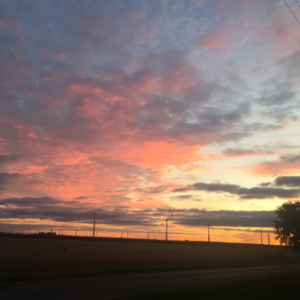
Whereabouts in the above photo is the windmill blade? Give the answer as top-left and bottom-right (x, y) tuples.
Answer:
(166, 214), (173, 221)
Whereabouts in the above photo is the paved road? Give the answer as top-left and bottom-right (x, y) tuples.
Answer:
(1, 264), (300, 300)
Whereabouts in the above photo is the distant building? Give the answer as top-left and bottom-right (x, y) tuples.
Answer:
(39, 232), (56, 236)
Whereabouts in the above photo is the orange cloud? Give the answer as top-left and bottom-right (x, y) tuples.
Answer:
(242, 163), (300, 177)
(119, 141), (203, 170)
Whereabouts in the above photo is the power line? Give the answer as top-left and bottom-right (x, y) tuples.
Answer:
(284, 0), (300, 25)
(296, 0), (300, 9)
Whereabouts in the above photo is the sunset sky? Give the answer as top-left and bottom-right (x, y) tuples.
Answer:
(1, 0), (300, 243)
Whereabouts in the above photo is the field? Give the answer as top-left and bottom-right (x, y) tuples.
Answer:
(120, 271), (300, 300)
(1, 234), (300, 281)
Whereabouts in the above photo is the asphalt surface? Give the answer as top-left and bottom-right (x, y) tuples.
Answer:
(1, 264), (300, 300)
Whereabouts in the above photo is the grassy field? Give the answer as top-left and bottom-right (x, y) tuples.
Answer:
(119, 271), (300, 300)
(1, 234), (300, 281)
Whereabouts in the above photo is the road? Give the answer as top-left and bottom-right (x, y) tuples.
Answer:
(1, 264), (300, 300)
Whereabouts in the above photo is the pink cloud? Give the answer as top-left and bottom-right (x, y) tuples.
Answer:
(246, 162), (300, 177)
(200, 28), (233, 52)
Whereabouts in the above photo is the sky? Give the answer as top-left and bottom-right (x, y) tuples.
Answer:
(0, 0), (300, 243)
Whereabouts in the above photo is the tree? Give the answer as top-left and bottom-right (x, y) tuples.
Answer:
(273, 201), (300, 247)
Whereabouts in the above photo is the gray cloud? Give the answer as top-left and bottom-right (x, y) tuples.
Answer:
(173, 180), (300, 199)
(172, 209), (275, 228)
(275, 176), (300, 188)
(280, 153), (300, 164)
(173, 182), (239, 194)
(194, 182), (239, 194)
(146, 185), (168, 194)
(0, 172), (21, 190)
(258, 89), (296, 106)
(74, 196), (91, 200)
(236, 187), (299, 199)
(0, 196), (275, 228)
(223, 148), (273, 157)
(171, 195), (193, 200)
(0, 153), (28, 165)
(259, 182), (271, 187)
(170, 195), (201, 201)
(1, 197), (61, 207)
(0, 196), (156, 226)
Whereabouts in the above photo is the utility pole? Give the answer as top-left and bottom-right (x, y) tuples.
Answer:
(261, 228), (263, 245)
(268, 233), (270, 245)
(166, 219), (168, 241)
(207, 220), (210, 242)
(93, 213), (96, 238)
(28, 224), (30, 235)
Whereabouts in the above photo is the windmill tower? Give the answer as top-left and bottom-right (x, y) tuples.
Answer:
(93, 213), (96, 238)
(207, 220), (210, 242)
(166, 218), (169, 241)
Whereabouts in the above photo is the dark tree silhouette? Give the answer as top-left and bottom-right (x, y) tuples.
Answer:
(273, 201), (300, 247)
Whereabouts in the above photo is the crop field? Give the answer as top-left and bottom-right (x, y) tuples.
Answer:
(1, 235), (300, 281)
(121, 271), (300, 300)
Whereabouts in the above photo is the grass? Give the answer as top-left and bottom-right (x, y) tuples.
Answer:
(118, 271), (300, 300)
(1, 235), (300, 282)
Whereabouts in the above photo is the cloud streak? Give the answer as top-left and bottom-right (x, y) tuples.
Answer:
(173, 176), (300, 199)
(0, 196), (275, 228)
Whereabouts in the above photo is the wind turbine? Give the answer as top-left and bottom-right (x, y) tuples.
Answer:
(93, 213), (96, 238)
(165, 218), (168, 241)
(207, 219), (210, 242)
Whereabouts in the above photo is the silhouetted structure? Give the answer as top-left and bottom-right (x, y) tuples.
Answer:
(207, 220), (210, 242)
(166, 219), (168, 241)
(93, 213), (96, 238)
(39, 232), (56, 236)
